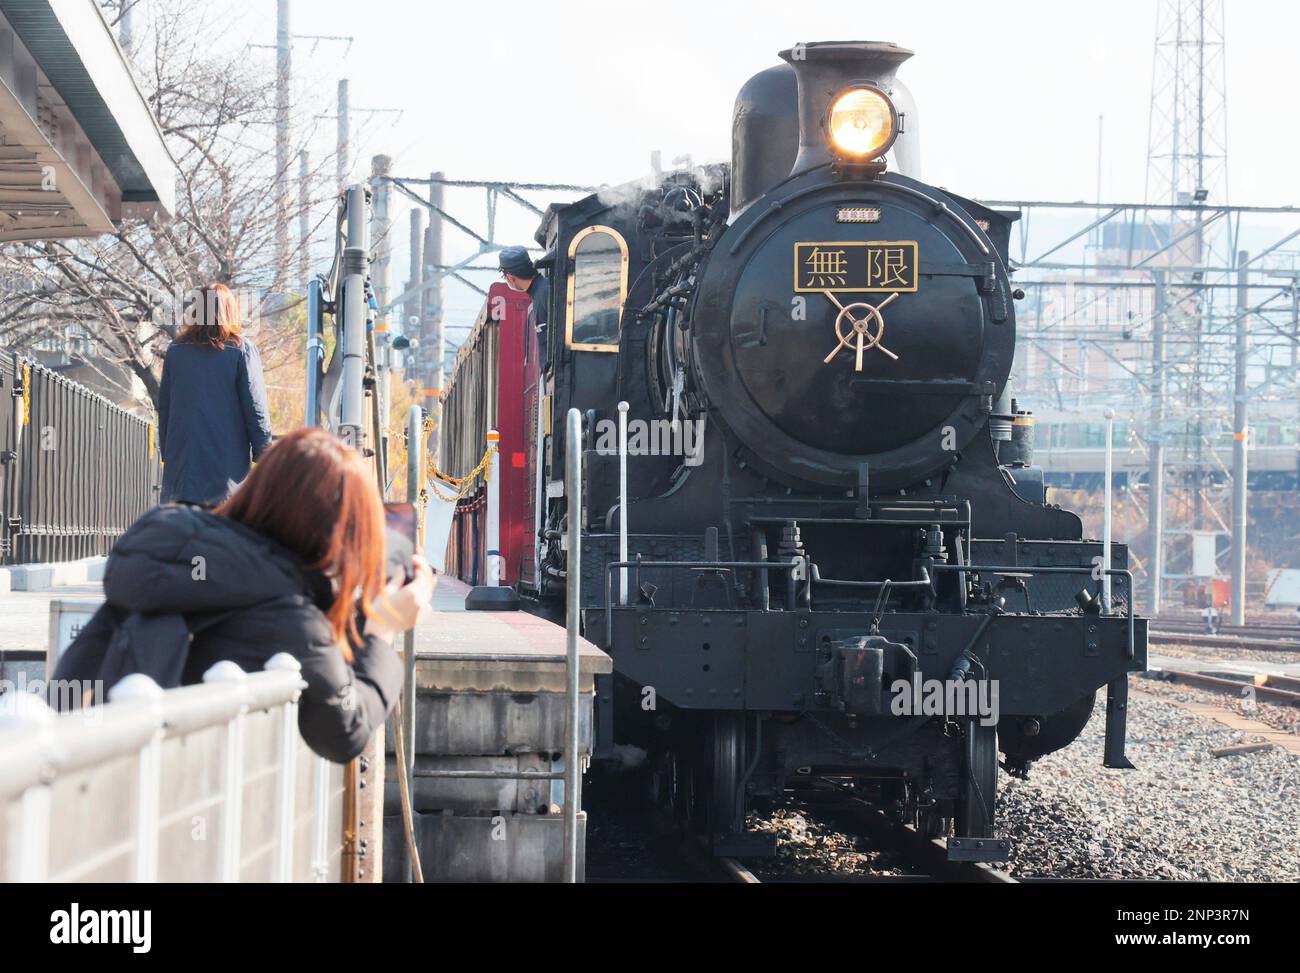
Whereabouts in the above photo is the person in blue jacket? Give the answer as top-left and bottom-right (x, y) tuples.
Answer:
(157, 283), (274, 505)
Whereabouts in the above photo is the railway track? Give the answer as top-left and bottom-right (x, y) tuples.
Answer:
(1152, 618), (1300, 640)
(724, 793), (1018, 884)
(1151, 668), (1300, 707)
(1149, 630), (1300, 653)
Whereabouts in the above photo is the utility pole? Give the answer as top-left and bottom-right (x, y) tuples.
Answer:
(255, 8), (352, 297)
(406, 208), (423, 373)
(1148, 272), (1167, 615)
(1231, 251), (1249, 625)
(422, 171), (445, 465)
(371, 155), (393, 452)
(370, 155), (393, 312)
(274, 0), (291, 291)
(337, 80), (350, 193)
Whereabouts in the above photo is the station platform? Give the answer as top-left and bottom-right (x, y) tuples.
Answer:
(413, 575), (608, 673)
(0, 582), (101, 654)
(388, 575), (611, 882)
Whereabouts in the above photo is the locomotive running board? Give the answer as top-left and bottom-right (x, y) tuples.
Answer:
(947, 836), (1011, 863)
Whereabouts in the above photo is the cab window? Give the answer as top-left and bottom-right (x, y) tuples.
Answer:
(565, 226), (628, 352)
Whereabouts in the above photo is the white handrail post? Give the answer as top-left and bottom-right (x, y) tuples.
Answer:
(1, 694), (55, 882)
(17, 788), (51, 882)
(310, 756), (330, 883)
(563, 408), (582, 884)
(618, 401), (629, 605)
(109, 674), (166, 883)
(1102, 406), (1115, 612)
(265, 653), (304, 882)
(204, 661), (249, 883)
(486, 429), (501, 585)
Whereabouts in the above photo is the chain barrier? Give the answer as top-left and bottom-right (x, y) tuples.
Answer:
(398, 415), (495, 511)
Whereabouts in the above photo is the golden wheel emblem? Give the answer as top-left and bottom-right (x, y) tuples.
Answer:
(822, 290), (900, 370)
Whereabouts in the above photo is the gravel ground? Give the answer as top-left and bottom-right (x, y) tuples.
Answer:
(1001, 691), (1300, 881)
(1153, 641), (1300, 665)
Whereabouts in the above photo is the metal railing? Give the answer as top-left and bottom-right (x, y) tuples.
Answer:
(0, 654), (346, 883)
(0, 351), (161, 566)
(563, 407), (582, 884)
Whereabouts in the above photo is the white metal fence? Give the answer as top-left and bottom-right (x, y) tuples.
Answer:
(0, 655), (345, 882)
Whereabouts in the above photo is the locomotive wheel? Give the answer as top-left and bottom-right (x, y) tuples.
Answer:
(956, 721), (998, 838)
(709, 713), (744, 836)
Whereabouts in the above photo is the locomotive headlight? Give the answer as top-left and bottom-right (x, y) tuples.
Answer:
(828, 86), (897, 161)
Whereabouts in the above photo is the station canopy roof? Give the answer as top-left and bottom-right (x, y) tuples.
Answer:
(0, 0), (174, 242)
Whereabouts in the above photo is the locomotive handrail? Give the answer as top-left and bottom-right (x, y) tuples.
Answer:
(928, 563), (1138, 660)
(603, 559), (1138, 661)
(563, 408), (584, 884)
(604, 557), (803, 644)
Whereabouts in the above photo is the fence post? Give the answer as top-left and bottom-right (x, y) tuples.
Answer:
(0, 693), (55, 882)
(203, 661), (249, 883)
(265, 653), (304, 882)
(109, 674), (166, 883)
(310, 756), (331, 883)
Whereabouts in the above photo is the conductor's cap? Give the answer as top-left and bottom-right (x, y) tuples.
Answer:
(498, 246), (536, 277)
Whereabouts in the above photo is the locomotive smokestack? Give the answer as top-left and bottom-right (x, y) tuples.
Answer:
(779, 41), (914, 178)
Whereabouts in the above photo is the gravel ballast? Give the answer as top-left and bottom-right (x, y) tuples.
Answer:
(1000, 690), (1300, 881)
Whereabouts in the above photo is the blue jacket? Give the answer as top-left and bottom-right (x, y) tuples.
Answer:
(158, 339), (274, 505)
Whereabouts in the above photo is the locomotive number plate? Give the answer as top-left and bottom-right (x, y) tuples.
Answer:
(794, 241), (919, 293)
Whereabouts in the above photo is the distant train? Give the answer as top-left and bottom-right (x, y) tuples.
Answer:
(441, 41), (1147, 856)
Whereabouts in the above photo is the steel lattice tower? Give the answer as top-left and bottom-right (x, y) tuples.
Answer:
(1145, 0), (1228, 209)
(1143, 0), (1231, 614)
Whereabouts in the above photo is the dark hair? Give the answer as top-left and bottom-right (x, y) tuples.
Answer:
(177, 283), (243, 350)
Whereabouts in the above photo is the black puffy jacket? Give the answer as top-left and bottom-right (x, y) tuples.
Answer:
(52, 505), (403, 763)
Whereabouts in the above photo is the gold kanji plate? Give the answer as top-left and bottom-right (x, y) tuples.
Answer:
(794, 241), (919, 293)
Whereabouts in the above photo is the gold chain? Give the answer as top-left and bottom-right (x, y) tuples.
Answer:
(410, 415), (496, 509)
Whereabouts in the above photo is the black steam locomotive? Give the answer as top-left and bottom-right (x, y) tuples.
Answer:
(527, 41), (1146, 854)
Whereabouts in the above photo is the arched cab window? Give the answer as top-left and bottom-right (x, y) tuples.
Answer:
(565, 225), (628, 352)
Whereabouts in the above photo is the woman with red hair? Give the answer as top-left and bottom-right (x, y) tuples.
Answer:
(54, 427), (435, 762)
(158, 283), (274, 505)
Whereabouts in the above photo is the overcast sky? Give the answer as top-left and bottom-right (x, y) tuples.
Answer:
(226, 0), (1292, 336)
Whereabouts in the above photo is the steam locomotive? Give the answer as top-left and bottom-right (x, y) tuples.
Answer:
(441, 41), (1147, 856)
